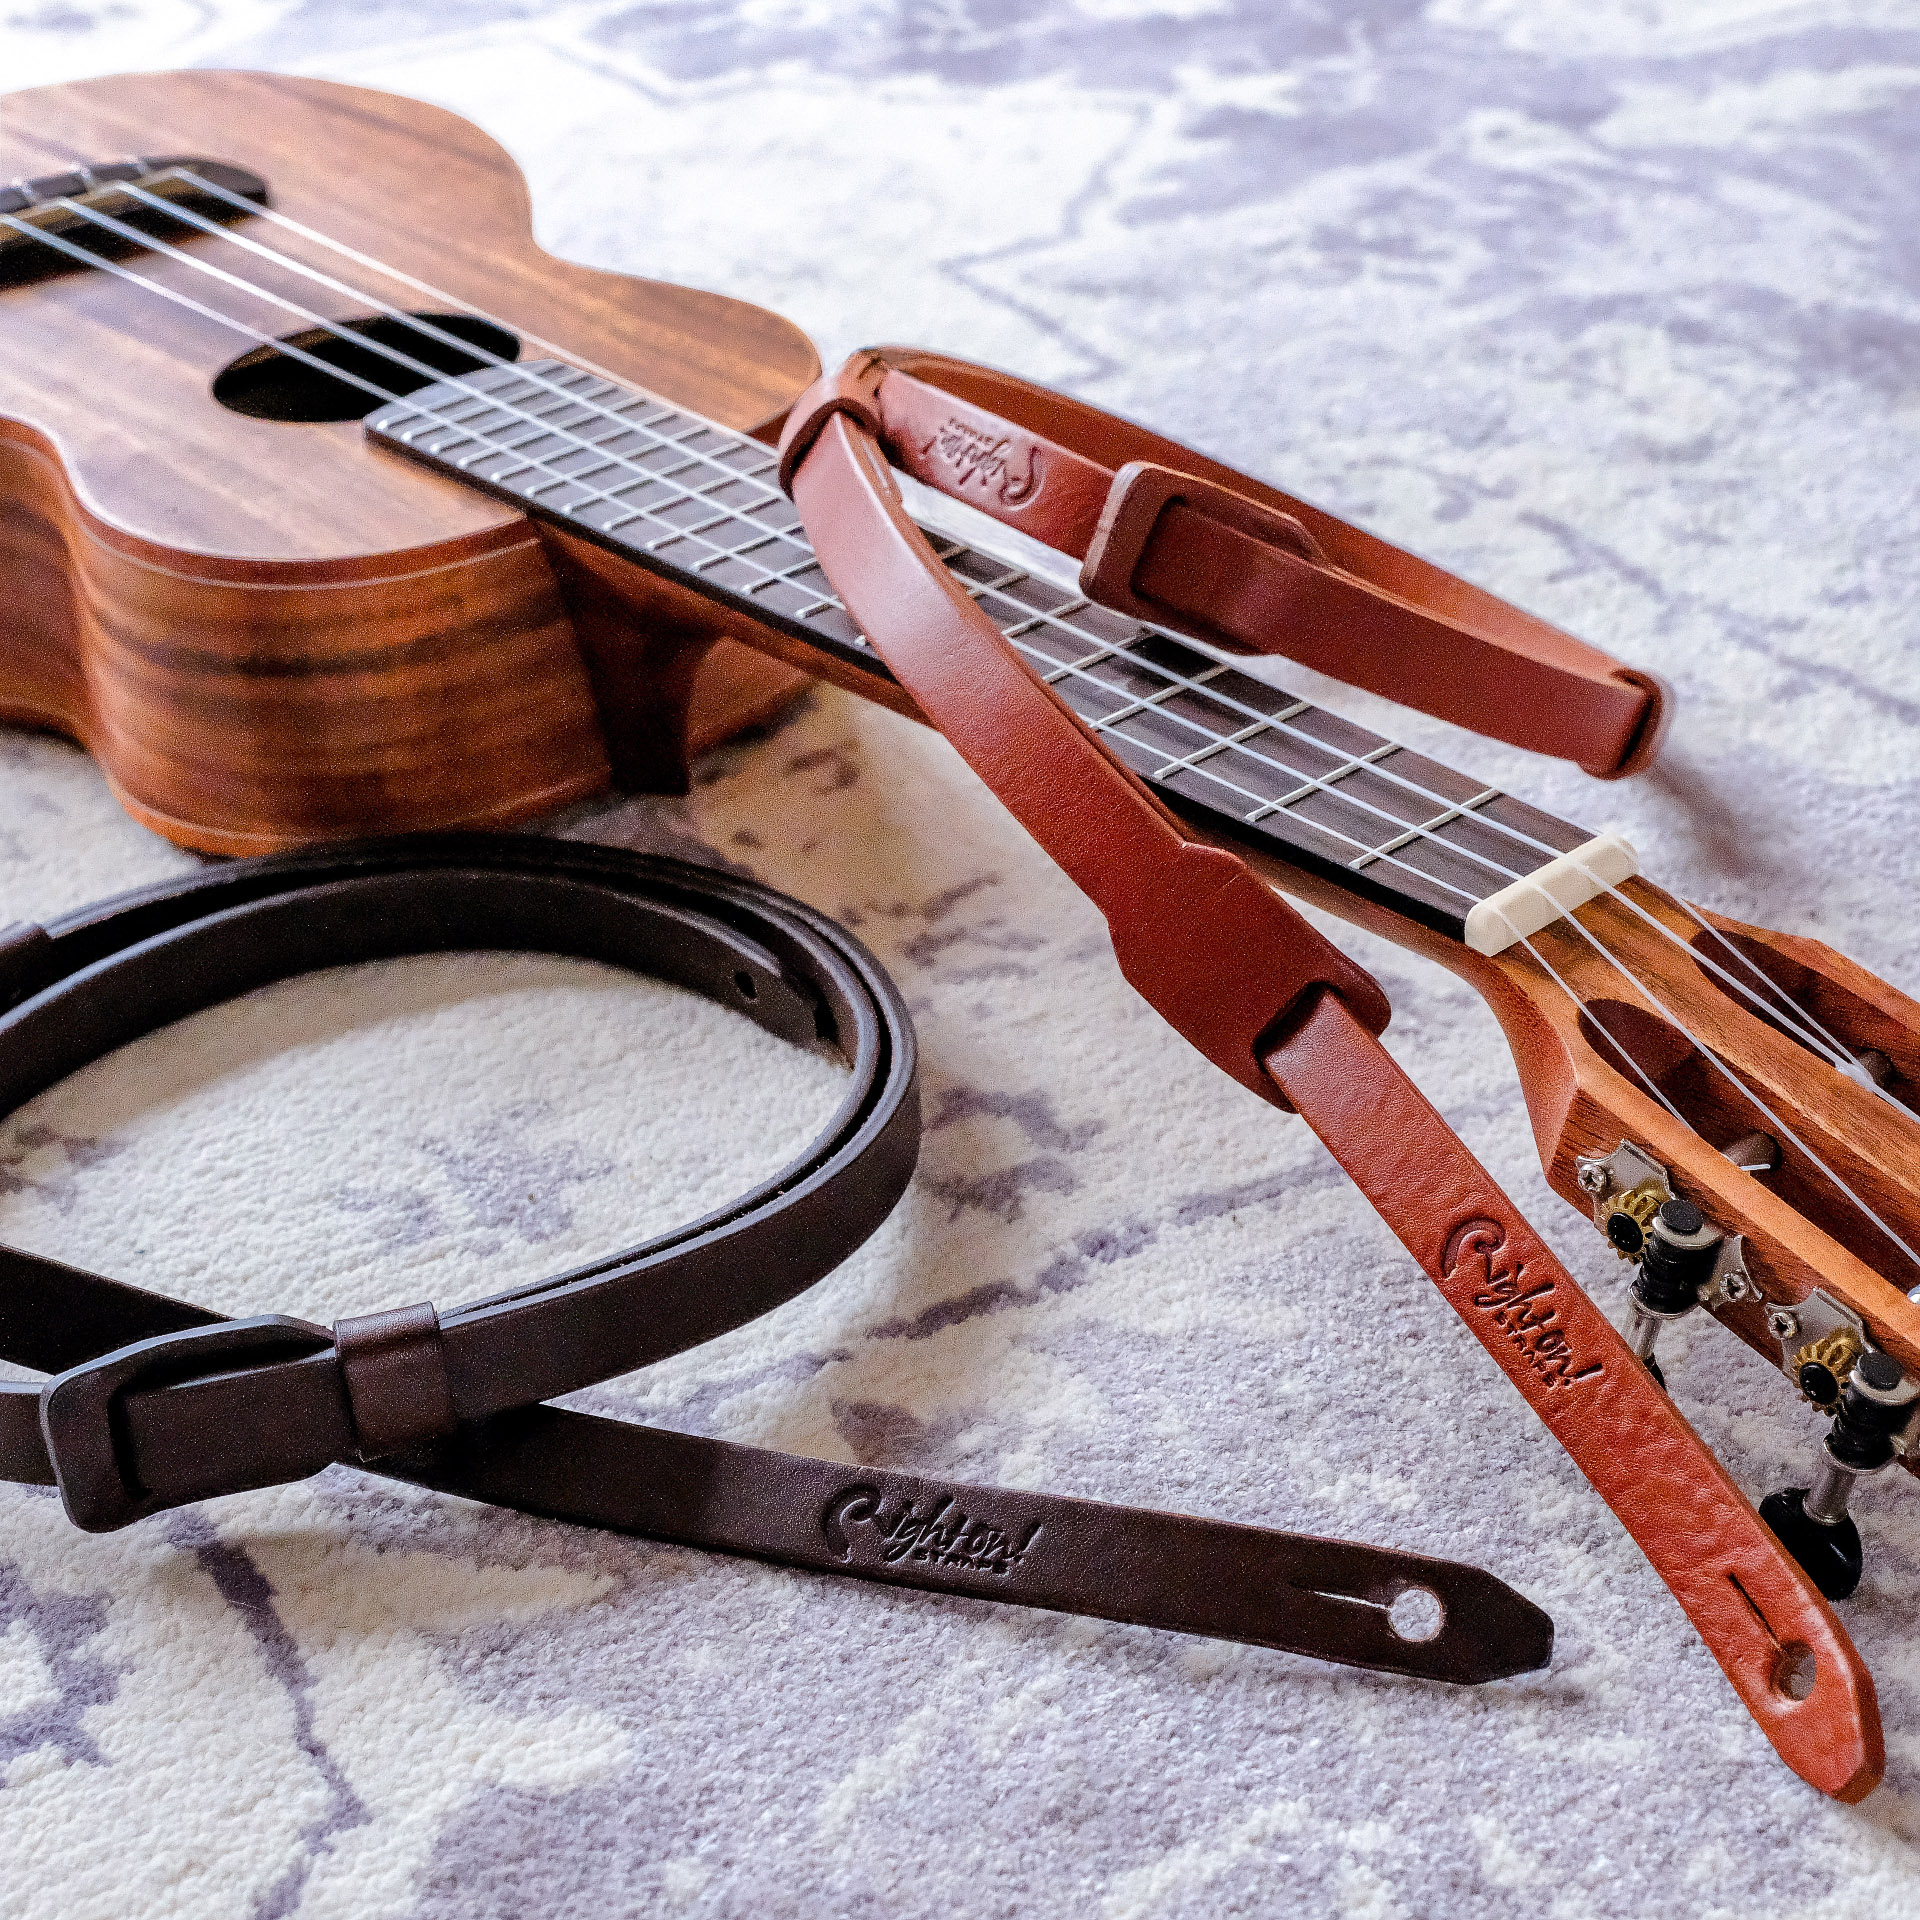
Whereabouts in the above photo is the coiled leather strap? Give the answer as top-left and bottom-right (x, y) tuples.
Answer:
(781, 346), (1671, 779)
(780, 364), (1879, 1798)
(0, 834), (1551, 1685)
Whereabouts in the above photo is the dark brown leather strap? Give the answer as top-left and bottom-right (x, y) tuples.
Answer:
(784, 347), (1671, 780)
(781, 384), (1879, 1798)
(0, 834), (1552, 1686)
(336, 1302), (456, 1459)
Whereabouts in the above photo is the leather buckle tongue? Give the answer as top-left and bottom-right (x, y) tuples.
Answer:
(39, 1315), (334, 1532)
(1080, 460), (1328, 642)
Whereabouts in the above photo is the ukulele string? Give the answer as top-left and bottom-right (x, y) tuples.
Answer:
(34, 195), (724, 499)
(95, 175), (1899, 1087)
(21, 193), (1562, 911)
(114, 176), (693, 453)
(1067, 607), (1887, 1087)
(166, 168), (655, 394)
(11, 199), (1889, 1110)
(85, 171), (1901, 1088)
(162, 159), (1888, 1076)
(7, 197), (1880, 1096)
(1497, 895), (1920, 1287)
(2, 205), (1533, 928)
(15, 200), (1915, 1285)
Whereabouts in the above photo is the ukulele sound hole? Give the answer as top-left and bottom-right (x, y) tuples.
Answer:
(212, 313), (520, 422)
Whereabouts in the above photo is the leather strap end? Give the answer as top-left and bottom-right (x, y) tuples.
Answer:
(335, 1301), (457, 1460)
(1590, 668), (1674, 780)
(778, 355), (889, 497)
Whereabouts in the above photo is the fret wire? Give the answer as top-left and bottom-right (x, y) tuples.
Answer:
(1150, 710), (1303, 782)
(1243, 742), (1397, 825)
(1067, 644), (1547, 881)
(1084, 664), (1228, 733)
(1349, 788), (1502, 872)
(1075, 704), (1484, 908)
(1032, 643), (1523, 881)
(407, 396), (779, 558)
(1042, 643), (1130, 684)
(895, 533), (1539, 865)
(1008, 648), (1491, 900)
(1017, 604), (1553, 854)
(395, 364), (764, 542)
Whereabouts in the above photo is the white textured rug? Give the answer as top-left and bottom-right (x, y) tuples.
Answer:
(6, 5), (1920, 1915)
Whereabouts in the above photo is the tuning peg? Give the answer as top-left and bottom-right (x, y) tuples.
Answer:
(1762, 1348), (1918, 1600)
(1619, 1199), (1720, 1386)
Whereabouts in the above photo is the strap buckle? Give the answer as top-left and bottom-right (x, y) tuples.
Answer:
(1079, 460), (1327, 638)
(40, 1315), (332, 1532)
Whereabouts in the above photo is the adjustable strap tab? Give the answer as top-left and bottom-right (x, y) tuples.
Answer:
(836, 348), (1672, 780)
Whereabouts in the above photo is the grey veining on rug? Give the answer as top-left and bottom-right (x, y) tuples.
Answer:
(4, 4), (1920, 1916)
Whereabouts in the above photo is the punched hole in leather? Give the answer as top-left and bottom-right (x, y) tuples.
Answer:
(0, 834), (1551, 1686)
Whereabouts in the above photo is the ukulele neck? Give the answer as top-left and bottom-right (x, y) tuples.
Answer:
(367, 358), (1611, 947)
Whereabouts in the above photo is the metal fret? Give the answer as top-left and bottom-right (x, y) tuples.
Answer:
(1351, 788), (1502, 873)
(368, 359), (1595, 941)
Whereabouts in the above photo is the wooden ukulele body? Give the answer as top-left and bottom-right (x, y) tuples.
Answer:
(0, 69), (818, 852)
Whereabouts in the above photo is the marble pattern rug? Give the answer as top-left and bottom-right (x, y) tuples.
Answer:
(4, 2), (1920, 1914)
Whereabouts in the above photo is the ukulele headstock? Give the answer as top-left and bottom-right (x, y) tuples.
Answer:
(1472, 874), (1920, 1591)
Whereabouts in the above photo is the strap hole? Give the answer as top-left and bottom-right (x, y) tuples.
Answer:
(732, 969), (758, 1002)
(1387, 1586), (1445, 1643)
(1777, 1644), (1818, 1701)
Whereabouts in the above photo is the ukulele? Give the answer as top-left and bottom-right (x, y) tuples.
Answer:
(6, 68), (1919, 1796)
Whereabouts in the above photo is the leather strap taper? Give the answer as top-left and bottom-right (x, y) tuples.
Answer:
(781, 348), (1671, 780)
(781, 374), (1879, 1800)
(0, 834), (1551, 1687)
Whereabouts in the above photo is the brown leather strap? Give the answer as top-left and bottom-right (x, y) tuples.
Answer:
(787, 348), (1671, 780)
(0, 834), (1554, 1687)
(335, 1301), (457, 1460)
(781, 389), (1879, 1799)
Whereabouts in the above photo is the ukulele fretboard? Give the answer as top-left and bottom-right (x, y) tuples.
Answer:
(367, 360), (1592, 939)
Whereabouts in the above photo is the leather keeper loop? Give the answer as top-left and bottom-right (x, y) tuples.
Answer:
(1081, 461), (1328, 635)
(778, 355), (888, 496)
(335, 1300), (457, 1460)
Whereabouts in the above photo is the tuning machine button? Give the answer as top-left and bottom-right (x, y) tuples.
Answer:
(1764, 1348), (1919, 1600)
(1618, 1199), (1723, 1389)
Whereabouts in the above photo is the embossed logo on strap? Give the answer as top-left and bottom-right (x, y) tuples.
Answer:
(1447, 1217), (1604, 1392)
(919, 417), (1039, 505)
(823, 1485), (1042, 1577)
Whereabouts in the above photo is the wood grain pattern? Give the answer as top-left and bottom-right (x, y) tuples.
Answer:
(1249, 839), (1920, 1441)
(0, 69), (819, 850)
